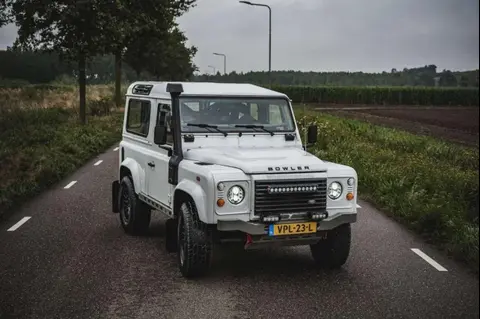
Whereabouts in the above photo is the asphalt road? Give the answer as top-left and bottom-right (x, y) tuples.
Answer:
(0, 145), (479, 319)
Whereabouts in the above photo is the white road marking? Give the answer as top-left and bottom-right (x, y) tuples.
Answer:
(411, 248), (448, 272)
(356, 204), (362, 208)
(64, 181), (77, 189)
(7, 217), (32, 231)
(113, 147), (119, 151)
(94, 160), (103, 166)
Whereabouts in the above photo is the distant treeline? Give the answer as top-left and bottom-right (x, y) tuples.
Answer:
(0, 50), (140, 85)
(195, 66), (479, 88)
(1, 50), (479, 89)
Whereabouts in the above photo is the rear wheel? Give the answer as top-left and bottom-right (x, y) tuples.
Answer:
(177, 200), (212, 278)
(119, 176), (151, 235)
(310, 223), (351, 269)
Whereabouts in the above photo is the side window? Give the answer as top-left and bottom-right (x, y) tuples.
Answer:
(250, 103), (259, 120)
(157, 103), (173, 145)
(268, 104), (283, 125)
(127, 99), (151, 137)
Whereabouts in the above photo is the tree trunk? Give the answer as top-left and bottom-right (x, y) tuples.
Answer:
(78, 52), (87, 125)
(115, 50), (122, 108)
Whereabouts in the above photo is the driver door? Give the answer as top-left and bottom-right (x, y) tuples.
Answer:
(146, 102), (173, 207)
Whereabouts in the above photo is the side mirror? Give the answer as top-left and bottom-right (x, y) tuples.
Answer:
(307, 125), (318, 144)
(154, 125), (167, 145)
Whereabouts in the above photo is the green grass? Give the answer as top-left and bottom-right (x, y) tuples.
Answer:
(294, 107), (479, 272)
(0, 90), (123, 218)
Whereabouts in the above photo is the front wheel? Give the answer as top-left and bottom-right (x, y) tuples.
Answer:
(310, 223), (352, 269)
(177, 200), (212, 278)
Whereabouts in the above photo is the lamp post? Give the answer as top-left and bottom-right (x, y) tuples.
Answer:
(213, 53), (227, 75)
(239, 1), (272, 85)
(208, 65), (216, 75)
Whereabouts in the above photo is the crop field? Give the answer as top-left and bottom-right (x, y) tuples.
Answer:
(307, 105), (479, 147)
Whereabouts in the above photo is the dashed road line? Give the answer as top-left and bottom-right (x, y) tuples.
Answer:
(94, 160), (103, 166)
(113, 147), (119, 151)
(64, 181), (77, 189)
(7, 217), (32, 232)
(411, 248), (448, 272)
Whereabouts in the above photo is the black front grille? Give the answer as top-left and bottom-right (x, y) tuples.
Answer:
(254, 179), (327, 216)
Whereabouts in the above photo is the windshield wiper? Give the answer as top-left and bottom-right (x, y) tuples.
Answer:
(235, 124), (274, 136)
(187, 123), (228, 136)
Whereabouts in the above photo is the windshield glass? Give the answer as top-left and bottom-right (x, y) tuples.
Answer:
(179, 97), (295, 133)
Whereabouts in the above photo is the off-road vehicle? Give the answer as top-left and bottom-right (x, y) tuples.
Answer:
(112, 81), (358, 278)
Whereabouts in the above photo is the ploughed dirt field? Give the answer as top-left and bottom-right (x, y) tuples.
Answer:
(310, 105), (479, 148)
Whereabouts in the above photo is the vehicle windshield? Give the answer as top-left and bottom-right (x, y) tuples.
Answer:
(179, 97), (296, 133)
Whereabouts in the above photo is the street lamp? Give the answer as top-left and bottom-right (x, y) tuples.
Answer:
(213, 52), (227, 75)
(239, 1), (272, 85)
(208, 65), (216, 74)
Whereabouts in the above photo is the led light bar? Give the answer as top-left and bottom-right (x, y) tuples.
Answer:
(311, 212), (328, 220)
(262, 215), (280, 223)
(267, 185), (320, 194)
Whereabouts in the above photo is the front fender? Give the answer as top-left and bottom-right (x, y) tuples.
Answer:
(120, 158), (145, 195)
(174, 179), (209, 224)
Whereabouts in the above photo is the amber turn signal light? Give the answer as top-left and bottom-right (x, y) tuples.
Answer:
(346, 192), (354, 201)
(217, 198), (225, 207)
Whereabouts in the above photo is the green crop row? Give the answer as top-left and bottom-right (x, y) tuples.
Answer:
(269, 85), (479, 106)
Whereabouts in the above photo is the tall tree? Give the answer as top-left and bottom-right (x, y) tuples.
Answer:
(0, 0), (13, 27)
(123, 25), (198, 81)
(11, 0), (111, 124)
(101, 0), (196, 107)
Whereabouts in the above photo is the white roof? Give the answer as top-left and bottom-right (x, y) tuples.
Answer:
(126, 81), (288, 99)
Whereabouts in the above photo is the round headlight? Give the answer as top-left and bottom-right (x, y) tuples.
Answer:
(347, 178), (355, 186)
(227, 185), (245, 205)
(328, 182), (343, 200)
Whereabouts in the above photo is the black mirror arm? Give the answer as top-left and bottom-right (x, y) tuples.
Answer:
(159, 145), (173, 156)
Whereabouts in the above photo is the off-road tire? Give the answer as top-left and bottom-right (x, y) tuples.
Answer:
(119, 176), (151, 235)
(310, 223), (351, 269)
(177, 200), (212, 278)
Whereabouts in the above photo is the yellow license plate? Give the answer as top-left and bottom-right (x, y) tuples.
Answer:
(268, 222), (317, 236)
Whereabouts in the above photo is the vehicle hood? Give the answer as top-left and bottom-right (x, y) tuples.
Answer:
(183, 147), (327, 174)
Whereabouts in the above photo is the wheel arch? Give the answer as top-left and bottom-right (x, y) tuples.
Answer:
(173, 180), (209, 223)
(119, 158), (144, 195)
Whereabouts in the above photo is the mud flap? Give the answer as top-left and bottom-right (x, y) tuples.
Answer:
(165, 218), (178, 253)
(112, 180), (120, 213)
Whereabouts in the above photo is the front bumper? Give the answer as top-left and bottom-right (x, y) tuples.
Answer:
(217, 213), (356, 235)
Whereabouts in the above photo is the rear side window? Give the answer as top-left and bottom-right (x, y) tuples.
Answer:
(127, 99), (151, 137)
(157, 103), (173, 145)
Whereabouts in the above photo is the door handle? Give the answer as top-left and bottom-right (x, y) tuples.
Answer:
(148, 161), (155, 168)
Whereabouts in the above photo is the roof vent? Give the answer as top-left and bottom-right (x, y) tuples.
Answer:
(132, 84), (153, 95)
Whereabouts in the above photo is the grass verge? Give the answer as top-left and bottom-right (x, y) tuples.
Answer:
(0, 105), (123, 219)
(295, 107), (479, 273)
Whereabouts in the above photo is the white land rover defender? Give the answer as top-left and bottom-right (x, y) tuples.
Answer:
(112, 81), (358, 278)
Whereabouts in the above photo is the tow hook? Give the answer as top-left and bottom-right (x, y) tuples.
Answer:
(244, 233), (253, 249)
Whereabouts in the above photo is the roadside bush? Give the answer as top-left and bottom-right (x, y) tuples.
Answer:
(0, 105), (123, 218)
(89, 96), (114, 116)
(296, 109), (480, 272)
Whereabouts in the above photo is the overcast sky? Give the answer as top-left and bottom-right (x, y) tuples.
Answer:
(1, 0), (478, 73)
